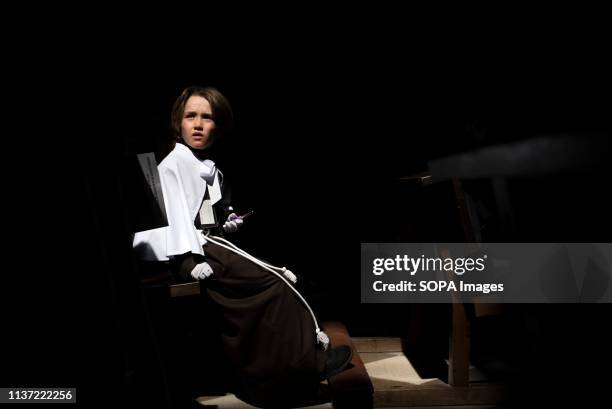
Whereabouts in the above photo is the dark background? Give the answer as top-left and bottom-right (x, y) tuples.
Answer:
(3, 29), (611, 406)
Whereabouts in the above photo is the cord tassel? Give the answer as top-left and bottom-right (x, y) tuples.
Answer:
(316, 329), (330, 351)
(281, 268), (298, 284)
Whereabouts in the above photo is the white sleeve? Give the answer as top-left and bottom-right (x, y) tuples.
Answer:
(160, 165), (207, 258)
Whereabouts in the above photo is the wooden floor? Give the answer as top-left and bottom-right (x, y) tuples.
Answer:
(196, 337), (508, 408)
(196, 395), (331, 408)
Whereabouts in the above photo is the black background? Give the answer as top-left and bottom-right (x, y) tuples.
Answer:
(3, 23), (612, 407)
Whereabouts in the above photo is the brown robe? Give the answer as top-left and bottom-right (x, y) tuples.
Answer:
(175, 241), (327, 408)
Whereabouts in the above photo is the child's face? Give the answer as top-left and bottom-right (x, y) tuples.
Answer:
(181, 95), (216, 150)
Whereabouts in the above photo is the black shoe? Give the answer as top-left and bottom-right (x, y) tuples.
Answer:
(324, 345), (353, 379)
(315, 382), (331, 401)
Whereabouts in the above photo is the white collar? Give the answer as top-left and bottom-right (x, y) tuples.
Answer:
(173, 143), (204, 165)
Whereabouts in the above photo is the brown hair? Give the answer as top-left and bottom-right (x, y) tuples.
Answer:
(170, 86), (234, 143)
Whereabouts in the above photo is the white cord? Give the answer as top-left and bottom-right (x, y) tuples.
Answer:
(204, 232), (329, 350)
(207, 234), (296, 280)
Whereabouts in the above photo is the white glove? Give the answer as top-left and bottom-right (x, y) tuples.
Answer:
(222, 213), (244, 233)
(191, 262), (214, 281)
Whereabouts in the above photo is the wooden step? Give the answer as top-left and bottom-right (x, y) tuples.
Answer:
(196, 394), (332, 408)
(360, 351), (507, 407)
(195, 338), (507, 408)
(353, 337), (403, 353)
(322, 322), (374, 408)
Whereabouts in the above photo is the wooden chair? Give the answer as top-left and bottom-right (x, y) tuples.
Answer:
(399, 173), (503, 387)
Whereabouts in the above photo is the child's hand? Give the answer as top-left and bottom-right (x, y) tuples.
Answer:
(191, 262), (214, 280)
(222, 213), (244, 233)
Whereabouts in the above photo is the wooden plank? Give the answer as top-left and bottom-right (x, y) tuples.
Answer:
(438, 245), (470, 388)
(197, 393), (333, 408)
(361, 352), (507, 407)
(373, 383), (507, 408)
(383, 406), (500, 409)
(448, 301), (470, 387)
(353, 338), (402, 353)
(169, 282), (200, 298)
